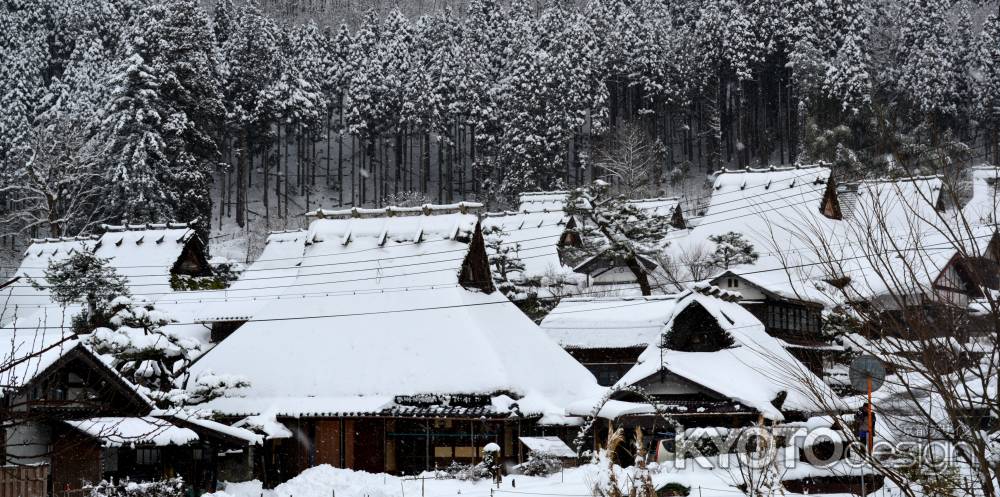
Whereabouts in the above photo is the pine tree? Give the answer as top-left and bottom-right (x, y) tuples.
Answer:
(32, 250), (130, 332)
(975, 14), (1000, 158)
(708, 231), (759, 270)
(87, 296), (249, 407)
(132, 0), (225, 230)
(896, 0), (961, 122)
(565, 181), (674, 295)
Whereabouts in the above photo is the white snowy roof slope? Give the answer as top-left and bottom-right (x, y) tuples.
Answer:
(539, 296), (680, 349)
(64, 417), (198, 447)
(517, 191), (591, 212)
(188, 230), (308, 323)
(481, 210), (573, 280)
(963, 166), (1000, 225)
(627, 197), (680, 217)
(187, 208), (603, 422)
(666, 165), (838, 304)
(1, 224), (199, 325)
(1, 237), (96, 320)
(616, 284), (843, 421)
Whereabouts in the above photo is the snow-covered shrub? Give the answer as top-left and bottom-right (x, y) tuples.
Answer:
(514, 452), (563, 476)
(441, 461), (491, 481)
(85, 477), (184, 497)
(87, 297), (248, 407)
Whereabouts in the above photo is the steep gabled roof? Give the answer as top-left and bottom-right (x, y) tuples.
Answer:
(187, 207), (603, 423)
(615, 284), (842, 420)
(2, 339), (154, 413)
(539, 296), (681, 350)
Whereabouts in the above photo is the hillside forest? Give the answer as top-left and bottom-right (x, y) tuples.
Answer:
(1, 0), (1000, 256)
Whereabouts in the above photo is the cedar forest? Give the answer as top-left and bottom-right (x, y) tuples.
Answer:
(1, 0), (1000, 250)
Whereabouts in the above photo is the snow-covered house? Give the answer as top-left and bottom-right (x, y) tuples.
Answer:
(480, 209), (579, 285)
(0, 339), (257, 494)
(661, 166), (838, 362)
(709, 271), (832, 373)
(508, 192), (683, 289)
(606, 284), (842, 423)
(834, 175), (999, 314)
(539, 296), (680, 386)
(1, 223), (211, 328)
(185, 203), (603, 481)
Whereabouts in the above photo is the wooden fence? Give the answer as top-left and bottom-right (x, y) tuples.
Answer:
(0, 465), (48, 497)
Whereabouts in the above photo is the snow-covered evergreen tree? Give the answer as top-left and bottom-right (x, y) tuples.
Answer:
(87, 296), (249, 407)
(32, 250), (130, 332)
(94, 51), (175, 224)
(708, 231), (759, 270)
(132, 0), (224, 229)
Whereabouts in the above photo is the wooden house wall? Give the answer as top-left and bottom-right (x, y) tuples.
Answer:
(265, 417), (534, 485)
(50, 428), (101, 493)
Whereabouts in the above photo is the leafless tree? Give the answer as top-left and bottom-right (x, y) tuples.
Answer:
(656, 243), (715, 291)
(781, 171), (1000, 497)
(596, 122), (665, 197)
(0, 119), (108, 239)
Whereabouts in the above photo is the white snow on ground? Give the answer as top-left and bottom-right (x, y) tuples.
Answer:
(207, 462), (864, 497)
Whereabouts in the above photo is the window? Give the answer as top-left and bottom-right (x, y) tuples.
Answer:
(135, 448), (161, 465)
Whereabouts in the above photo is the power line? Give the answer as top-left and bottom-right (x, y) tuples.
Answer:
(4, 229), (990, 330)
(2, 221), (992, 301)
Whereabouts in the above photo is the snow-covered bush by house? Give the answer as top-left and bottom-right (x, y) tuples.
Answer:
(438, 461), (492, 481)
(515, 452), (563, 476)
(87, 296), (248, 407)
(707, 232), (759, 270)
(85, 477), (184, 497)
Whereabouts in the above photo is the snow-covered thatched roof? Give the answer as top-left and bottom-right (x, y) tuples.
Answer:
(480, 210), (575, 281)
(666, 165), (837, 304)
(831, 175), (996, 302)
(627, 197), (681, 217)
(539, 296), (680, 350)
(615, 284), (843, 421)
(187, 206), (603, 423)
(963, 166), (1000, 225)
(841, 175), (946, 231)
(1, 223), (202, 327)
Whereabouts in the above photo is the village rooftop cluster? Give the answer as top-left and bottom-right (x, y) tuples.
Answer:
(2, 164), (999, 495)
